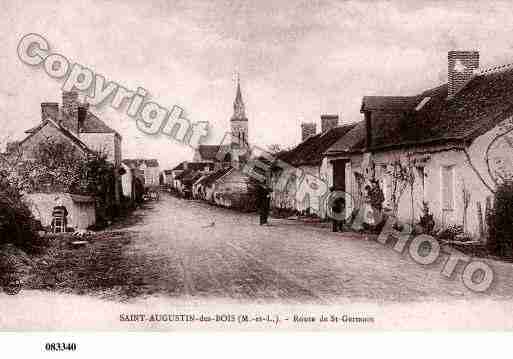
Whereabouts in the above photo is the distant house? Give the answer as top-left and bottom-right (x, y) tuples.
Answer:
(122, 159), (160, 188)
(175, 170), (203, 197)
(194, 167), (234, 203)
(170, 161), (214, 190)
(120, 162), (144, 203)
(211, 166), (259, 209)
(163, 169), (174, 186)
(324, 51), (513, 239)
(272, 117), (356, 217)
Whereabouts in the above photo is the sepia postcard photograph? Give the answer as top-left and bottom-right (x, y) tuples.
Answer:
(1, 0), (513, 350)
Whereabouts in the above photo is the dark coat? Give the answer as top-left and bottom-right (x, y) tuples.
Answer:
(256, 185), (271, 213)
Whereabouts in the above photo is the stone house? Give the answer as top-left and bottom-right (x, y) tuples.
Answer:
(170, 161), (214, 190)
(25, 91), (123, 203)
(4, 90), (124, 230)
(120, 162), (144, 203)
(16, 117), (98, 230)
(121, 159), (160, 188)
(163, 169), (174, 186)
(193, 166), (234, 203)
(210, 166), (258, 208)
(272, 116), (356, 217)
(324, 51), (513, 239)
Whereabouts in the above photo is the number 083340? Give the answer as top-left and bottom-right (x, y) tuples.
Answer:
(44, 343), (77, 351)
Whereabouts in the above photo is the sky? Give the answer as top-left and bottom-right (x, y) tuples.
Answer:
(2, 0), (513, 169)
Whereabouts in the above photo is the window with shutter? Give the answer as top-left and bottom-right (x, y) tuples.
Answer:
(441, 165), (455, 211)
(416, 166), (426, 201)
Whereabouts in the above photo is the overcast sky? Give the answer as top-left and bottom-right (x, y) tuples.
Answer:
(2, 0), (513, 168)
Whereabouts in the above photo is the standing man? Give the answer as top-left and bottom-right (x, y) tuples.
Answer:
(329, 186), (345, 232)
(256, 183), (272, 225)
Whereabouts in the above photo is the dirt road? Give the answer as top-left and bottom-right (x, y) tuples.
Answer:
(97, 193), (513, 304)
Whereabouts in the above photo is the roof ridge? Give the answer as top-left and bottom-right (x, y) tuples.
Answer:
(478, 62), (513, 76)
(45, 117), (93, 154)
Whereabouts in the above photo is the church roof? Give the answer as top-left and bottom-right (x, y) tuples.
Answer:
(196, 144), (231, 162)
(122, 159), (160, 168)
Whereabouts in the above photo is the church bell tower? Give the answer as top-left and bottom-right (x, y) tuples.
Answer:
(230, 75), (249, 149)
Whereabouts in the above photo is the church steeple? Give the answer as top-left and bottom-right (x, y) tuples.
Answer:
(231, 75), (247, 121)
(230, 74), (249, 149)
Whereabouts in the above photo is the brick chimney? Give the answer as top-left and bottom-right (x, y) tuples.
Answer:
(448, 51), (479, 98)
(301, 122), (316, 141)
(77, 103), (89, 134)
(321, 114), (338, 133)
(62, 91), (79, 115)
(41, 102), (59, 121)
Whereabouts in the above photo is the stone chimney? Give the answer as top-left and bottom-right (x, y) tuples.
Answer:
(448, 51), (479, 98)
(321, 114), (339, 133)
(62, 91), (79, 115)
(77, 103), (89, 134)
(41, 102), (59, 121)
(301, 122), (316, 141)
(183, 161), (188, 170)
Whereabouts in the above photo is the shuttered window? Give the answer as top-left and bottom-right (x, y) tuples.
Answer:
(416, 166), (426, 201)
(441, 165), (455, 211)
(380, 165), (391, 206)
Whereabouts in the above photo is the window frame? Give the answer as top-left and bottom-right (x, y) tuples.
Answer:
(440, 165), (455, 211)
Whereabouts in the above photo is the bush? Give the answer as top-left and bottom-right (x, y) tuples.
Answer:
(488, 180), (513, 258)
(436, 225), (464, 241)
(0, 174), (39, 251)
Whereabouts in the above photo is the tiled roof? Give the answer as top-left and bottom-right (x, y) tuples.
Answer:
(179, 170), (203, 185)
(197, 167), (233, 187)
(196, 145), (231, 161)
(171, 161), (215, 171)
(26, 109), (121, 138)
(171, 162), (186, 171)
(122, 159), (160, 168)
(197, 145), (221, 160)
(278, 124), (357, 166)
(361, 96), (420, 112)
(324, 121), (366, 155)
(63, 111), (120, 137)
(360, 68), (513, 150)
(174, 169), (191, 181)
(19, 118), (94, 156)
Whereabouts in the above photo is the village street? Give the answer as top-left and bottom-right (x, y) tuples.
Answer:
(107, 193), (513, 304)
(4, 192), (513, 330)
